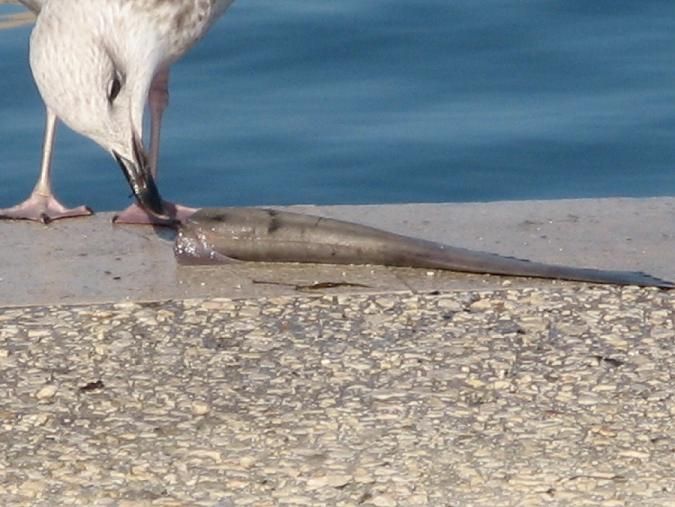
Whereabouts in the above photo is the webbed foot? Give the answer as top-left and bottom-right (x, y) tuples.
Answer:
(0, 192), (93, 224)
(112, 201), (197, 226)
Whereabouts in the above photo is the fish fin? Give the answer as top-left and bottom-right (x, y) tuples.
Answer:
(618, 271), (675, 289)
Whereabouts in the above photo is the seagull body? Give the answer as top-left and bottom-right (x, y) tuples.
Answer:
(1, 0), (235, 223)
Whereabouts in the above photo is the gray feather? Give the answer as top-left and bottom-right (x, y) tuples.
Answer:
(11, 0), (43, 13)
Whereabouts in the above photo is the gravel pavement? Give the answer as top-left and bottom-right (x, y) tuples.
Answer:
(1, 285), (674, 506)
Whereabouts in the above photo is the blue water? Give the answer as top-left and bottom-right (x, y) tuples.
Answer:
(2, 0), (675, 211)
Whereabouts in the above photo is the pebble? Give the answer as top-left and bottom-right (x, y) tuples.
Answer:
(191, 401), (210, 416)
(469, 299), (493, 311)
(618, 450), (650, 459)
(326, 474), (352, 488)
(19, 480), (45, 497)
(353, 468), (375, 484)
(189, 449), (222, 463)
(35, 385), (57, 400)
(370, 494), (397, 507)
(437, 299), (462, 311)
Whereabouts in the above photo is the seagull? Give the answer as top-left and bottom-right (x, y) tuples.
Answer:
(1, 0), (235, 224)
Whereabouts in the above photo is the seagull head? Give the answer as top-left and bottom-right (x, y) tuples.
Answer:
(28, 3), (167, 218)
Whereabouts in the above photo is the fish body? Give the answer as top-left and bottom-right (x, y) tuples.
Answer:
(175, 207), (674, 288)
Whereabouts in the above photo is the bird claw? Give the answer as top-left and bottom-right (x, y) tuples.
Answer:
(112, 201), (197, 226)
(0, 192), (93, 224)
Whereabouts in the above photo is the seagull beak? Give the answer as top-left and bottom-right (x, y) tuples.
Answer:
(113, 134), (167, 218)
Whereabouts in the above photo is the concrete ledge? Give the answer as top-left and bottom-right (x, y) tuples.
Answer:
(1, 197), (674, 307)
(1, 198), (674, 505)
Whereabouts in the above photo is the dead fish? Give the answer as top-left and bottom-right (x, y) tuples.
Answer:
(174, 207), (674, 288)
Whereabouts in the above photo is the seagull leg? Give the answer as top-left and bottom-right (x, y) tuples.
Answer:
(0, 108), (92, 224)
(113, 69), (197, 225)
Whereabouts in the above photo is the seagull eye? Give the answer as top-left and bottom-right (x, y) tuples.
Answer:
(107, 73), (122, 104)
